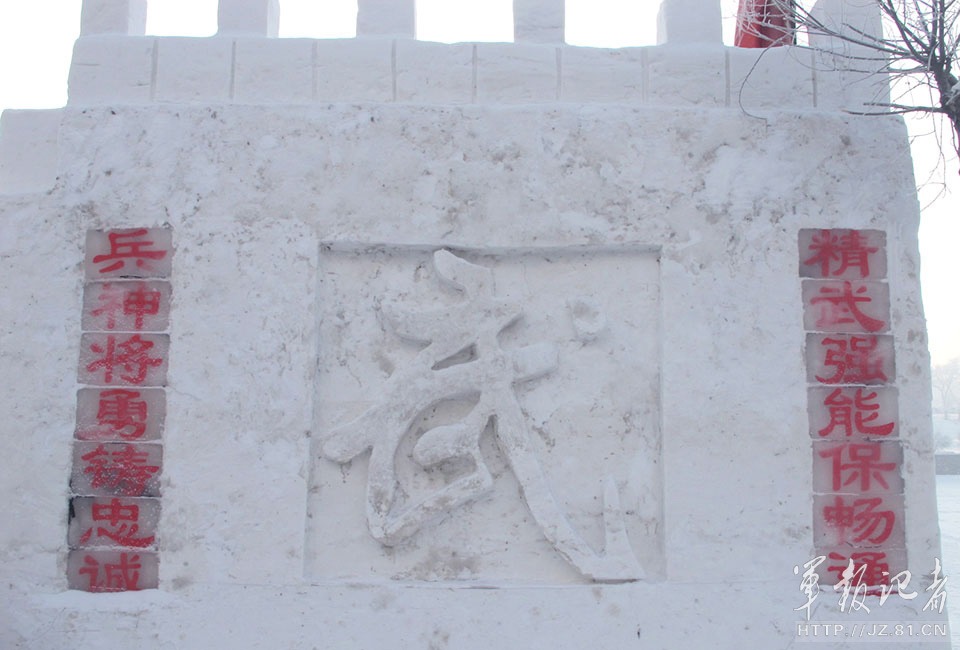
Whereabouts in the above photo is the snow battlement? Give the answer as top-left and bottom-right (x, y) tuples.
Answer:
(64, 0), (888, 110)
(0, 0), (891, 195)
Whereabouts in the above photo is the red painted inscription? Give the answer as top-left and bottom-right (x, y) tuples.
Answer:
(78, 552), (144, 591)
(77, 498), (155, 548)
(77, 443), (161, 497)
(817, 443), (900, 492)
(92, 229), (167, 275)
(812, 335), (892, 385)
(821, 495), (895, 545)
(91, 282), (162, 330)
(817, 388), (895, 438)
(809, 281), (887, 332)
(803, 230), (879, 278)
(85, 334), (163, 384)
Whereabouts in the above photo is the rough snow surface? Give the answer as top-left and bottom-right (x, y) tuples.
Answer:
(0, 101), (948, 648)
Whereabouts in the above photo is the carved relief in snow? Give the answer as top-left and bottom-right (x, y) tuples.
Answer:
(308, 247), (662, 583)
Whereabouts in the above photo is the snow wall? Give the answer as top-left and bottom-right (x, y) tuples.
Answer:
(0, 0), (950, 647)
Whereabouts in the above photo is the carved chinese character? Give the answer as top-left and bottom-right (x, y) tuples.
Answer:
(803, 280), (889, 333)
(78, 333), (169, 386)
(799, 229), (885, 279)
(72, 442), (162, 497)
(69, 497), (159, 549)
(806, 334), (894, 385)
(319, 250), (641, 581)
(83, 281), (170, 332)
(86, 228), (172, 279)
(809, 387), (897, 439)
(813, 441), (903, 494)
(67, 550), (158, 592)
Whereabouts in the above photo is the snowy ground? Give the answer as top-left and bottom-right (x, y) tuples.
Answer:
(937, 475), (960, 647)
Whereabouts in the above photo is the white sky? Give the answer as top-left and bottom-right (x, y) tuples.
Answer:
(0, 0), (956, 365)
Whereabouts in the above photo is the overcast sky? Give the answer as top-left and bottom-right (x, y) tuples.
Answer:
(1, 0), (956, 364)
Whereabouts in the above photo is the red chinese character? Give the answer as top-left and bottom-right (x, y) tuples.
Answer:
(78, 498), (155, 548)
(78, 553), (142, 592)
(86, 335), (162, 384)
(810, 281), (886, 332)
(92, 229), (167, 274)
(90, 284), (125, 330)
(804, 230), (879, 278)
(123, 286), (161, 330)
(817, 388), (895, 437)
(822, 495), (895, 544)
(815, 336), (888, 384)
(819, 443), (897, 491)
(94, 389), (148, 439)
(823, 495), (855, 528)
(827, 551), (890, 587)
(81, 444), (160, 496)
(91, 283), (161, 330)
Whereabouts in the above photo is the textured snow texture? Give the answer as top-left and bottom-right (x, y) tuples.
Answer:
(0, 97), (948, 648)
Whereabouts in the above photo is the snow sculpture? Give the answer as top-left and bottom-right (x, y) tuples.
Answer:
(320, 250), (642, 581)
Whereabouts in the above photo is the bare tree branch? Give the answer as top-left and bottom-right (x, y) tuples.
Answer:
(736, 0), (960, 169)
